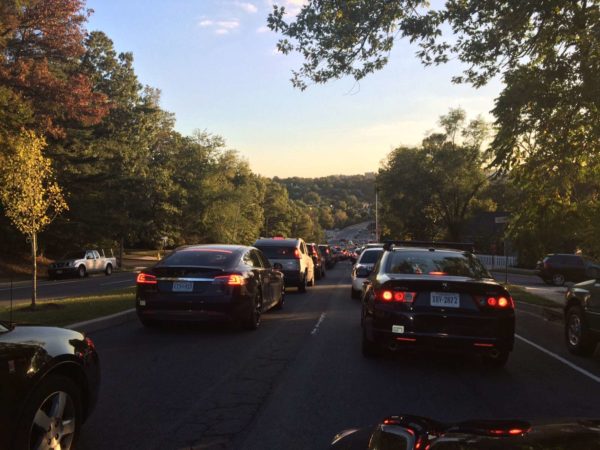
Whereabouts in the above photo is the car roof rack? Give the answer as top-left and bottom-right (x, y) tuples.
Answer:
(383, 240), (475, 252)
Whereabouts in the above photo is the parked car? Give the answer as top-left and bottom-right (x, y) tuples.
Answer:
(0, 322), (100, 450)
(361, 242), (515, 367)
(254, 237), (315, 292)
(307, 243), (325, 279)
(330, 414), (600, 449)
(48, 249), (117, 279)
(536, 253), (599, 286)
(136, 244), (285, 329)
(350, 248), (384, 299)
(564, 265), (600, 356)
(318, 244), (336, 269)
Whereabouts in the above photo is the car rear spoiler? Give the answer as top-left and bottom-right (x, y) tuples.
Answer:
(383, 240), (476, 252)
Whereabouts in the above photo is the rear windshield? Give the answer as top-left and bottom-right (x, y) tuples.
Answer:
(158, 249), (236, 267)
(385, 251), (491, 279)
(255, 245), (297, 259)
(358, 249), (383, 264)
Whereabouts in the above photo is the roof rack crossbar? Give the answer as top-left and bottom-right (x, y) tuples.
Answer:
(383, 240), (475, 252)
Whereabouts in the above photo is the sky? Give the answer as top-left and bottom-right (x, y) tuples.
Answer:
(85, 0), (503, 178)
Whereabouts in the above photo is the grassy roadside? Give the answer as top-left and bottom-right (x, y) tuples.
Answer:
(0, 288), (135, 327)
(507, 284), (562, 309)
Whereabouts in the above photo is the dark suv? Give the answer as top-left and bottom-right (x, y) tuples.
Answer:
(254, 237), (315, 292)
(536, 254), (599, 286)
(307, 243), (325, 279)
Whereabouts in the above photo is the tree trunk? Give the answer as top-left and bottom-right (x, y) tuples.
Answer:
(31, 232), (37, 309)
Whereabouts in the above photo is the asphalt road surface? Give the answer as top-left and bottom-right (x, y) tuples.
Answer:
(0, 272), (136, 304)
(78, 261), (600, 450)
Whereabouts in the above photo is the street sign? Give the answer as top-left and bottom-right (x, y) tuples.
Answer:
(494, 216), (509, 224)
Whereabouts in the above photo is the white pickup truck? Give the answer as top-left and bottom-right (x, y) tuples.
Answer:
(48, 249), (117, 279)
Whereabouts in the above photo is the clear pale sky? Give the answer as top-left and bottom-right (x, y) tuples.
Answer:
(86, 0), (502, 177)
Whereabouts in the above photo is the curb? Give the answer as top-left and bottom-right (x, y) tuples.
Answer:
(67, 308), (137, 334)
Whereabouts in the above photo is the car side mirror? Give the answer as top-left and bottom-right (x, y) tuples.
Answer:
(586, 266), (600, 280)
(356, 267), (371, 278)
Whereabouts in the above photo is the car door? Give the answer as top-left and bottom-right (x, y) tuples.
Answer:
(248, 250), (271, 307)
(93, 251), (102, 273)
(85, 251), (96, 273)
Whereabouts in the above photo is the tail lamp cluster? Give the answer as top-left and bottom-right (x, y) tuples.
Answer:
(136, 273), (245, 286)
(474, 295), (514, 309)
(377, 290), (417, 303)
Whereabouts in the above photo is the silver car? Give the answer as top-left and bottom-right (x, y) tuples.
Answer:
(350, 248), (384, 299)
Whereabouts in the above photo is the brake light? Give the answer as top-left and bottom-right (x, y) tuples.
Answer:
(136, 273), (157, 285)
(378, 290), (416, 303)
(214, 274), (246, 286)
(294, 248), (301, 259)
(428, 271), (447, 276)
(475, 295), (513, 309)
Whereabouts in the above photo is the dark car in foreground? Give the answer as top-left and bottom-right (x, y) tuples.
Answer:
(361, 242), (515, 367)
(331, 414), (600, 449)
(0, 322), (100, 450)
(136, 244), (284, 329)
(536, 253), (599, 286)
(564, 266), (600, 356)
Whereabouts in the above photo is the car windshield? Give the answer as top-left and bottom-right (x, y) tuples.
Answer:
(385, 251), (492, 279)
(255, 246), (297, 259)
(158, 249), (236, 268)
(358, 249), (383, 264)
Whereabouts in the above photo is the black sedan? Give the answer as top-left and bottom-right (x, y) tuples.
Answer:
(361, 243), (515, 367)
(331, 414), (600, 449)
(136, 244), (285, 329)
(0, 322), (100, 450)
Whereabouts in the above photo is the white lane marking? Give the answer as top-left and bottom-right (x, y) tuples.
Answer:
(100, 279), (134, 286)
(515, 334), (600, 384)
(311, 312), (327, 335)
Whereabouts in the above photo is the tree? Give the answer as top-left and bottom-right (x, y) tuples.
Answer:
(0, 130), (68, 307)
(268, 1), (600, 170)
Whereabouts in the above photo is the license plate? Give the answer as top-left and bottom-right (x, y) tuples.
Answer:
(392, 325), (404, 334)
(172, 281), (194, 292)
(430, 292), (460, 308)
(56, 270), (62, 274)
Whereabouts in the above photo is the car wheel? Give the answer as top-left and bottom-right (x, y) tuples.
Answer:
(315, 267), (321, 280)
(552, 273), (565, 286)
(274, 286), (285, 310)
(243, 292), (262, 330)
(362, 326), (381, 358)
(77, 265), (86, 278)
(565, 306), (597, 356)
(14, 374), (82, 450)
(298, 274), (307, 293)
(307, 271), (315, 287)
(105, 264), (112, 276)
(321, 267), (326, 278)
(482, 350), (510, 369)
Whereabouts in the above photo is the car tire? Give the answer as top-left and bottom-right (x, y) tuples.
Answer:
(105, 264), (112, 276)
(243, 292), (262, 330)
(307, 271), (315, 287)
(351, 288), (360, 299)
(565, 306), (597, 356)
(14, 374), (83, 450)
(298, 274), (307, 293)
(362, 327), (381, 358)
(482, 350), (510, 369)
(552, 273), (565, 286)
(77, 265), (86, 278)
(321, 267), (326, 278)
(315, 267), (321, 280)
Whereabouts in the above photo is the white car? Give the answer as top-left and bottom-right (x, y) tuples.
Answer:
(350, 247), (384, 299)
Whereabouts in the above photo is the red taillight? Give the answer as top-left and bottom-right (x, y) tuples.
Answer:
(214, 274), (245, 286)
(136, 273), (157, 285)
(294, 248), (301, 259)
(378, 290), (416, 303)
(428, 271), (447, 276)
(475, 295), (513, 309)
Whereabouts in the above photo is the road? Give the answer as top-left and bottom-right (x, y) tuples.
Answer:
(0, 272), (136, 304)
(78, 261), (600, 450)
(491, 271), (568, 305)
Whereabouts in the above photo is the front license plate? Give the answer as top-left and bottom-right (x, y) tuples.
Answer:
(56, 270), (63, 274)
(172, 281), (194, 292)
(430, 292), (460, 308)
(392, 325), (404, 334)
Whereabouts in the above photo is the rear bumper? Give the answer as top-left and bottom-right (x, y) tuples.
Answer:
(366, 312), (515, 352)
(281, 271), (302, 286)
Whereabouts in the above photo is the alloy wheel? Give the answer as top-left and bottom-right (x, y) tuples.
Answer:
(568, 313), (582, 347)
(29, 390), (76, 450)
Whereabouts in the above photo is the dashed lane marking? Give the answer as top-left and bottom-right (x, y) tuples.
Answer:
(311, 312), (327, 335)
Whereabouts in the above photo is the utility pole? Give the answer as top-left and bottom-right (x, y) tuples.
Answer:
(375, 188), (380, 242)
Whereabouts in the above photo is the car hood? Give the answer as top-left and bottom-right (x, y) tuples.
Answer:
(0, 325), (86, 359)
(331, 415), (600, 449)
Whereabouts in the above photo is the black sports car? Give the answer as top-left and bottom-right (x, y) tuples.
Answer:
(136, 244), (285, 329)
(0, 322), (100, 450)
(330, 414), (600, 449)
(361, 242), (515, 367)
